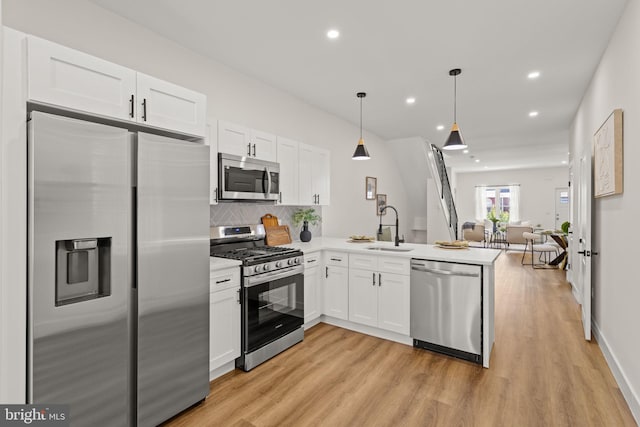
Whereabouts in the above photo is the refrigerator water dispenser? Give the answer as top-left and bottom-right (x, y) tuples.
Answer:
(55, 237), (111, 305)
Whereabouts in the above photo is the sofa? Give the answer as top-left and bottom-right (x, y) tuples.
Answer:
(462, 222), (486, 247)
(505, 224), (534, 245)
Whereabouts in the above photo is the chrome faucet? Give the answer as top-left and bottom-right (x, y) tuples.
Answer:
(378, 205), (404, 246)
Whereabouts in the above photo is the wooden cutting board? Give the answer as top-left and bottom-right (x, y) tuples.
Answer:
(261, 213), (279, 228)
(265, 225), (292, 246)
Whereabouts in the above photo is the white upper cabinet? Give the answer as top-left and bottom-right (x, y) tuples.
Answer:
(250, 129), (277, 162)
(276, 137), (300, 205)
(218, 121), (276, 162)
(28, 35), (136, 121)
(27, 36), (206, 137)
(217, 121), (251, 157)
(136, 73), (206, 136)
(299, 143), (330, 206)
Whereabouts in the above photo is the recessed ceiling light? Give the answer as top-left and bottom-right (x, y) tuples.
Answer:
(529, 111), (539, 117)
(475, 159), (480, 163)
(528, 71), (541, 79)
(406, 97), (416, 105)
(561, 160), (568, 164)
(326, 29), (340, 39)
(436, 125), (445, 131)
(463, 149), (469, 154)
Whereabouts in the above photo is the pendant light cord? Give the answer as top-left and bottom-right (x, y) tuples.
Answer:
(360, 96), (363, 139)
(453, 73), (457, 123)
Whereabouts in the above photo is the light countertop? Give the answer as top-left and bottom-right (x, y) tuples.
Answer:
(283, 237), (502, 266)
(209, 257), (242, 271)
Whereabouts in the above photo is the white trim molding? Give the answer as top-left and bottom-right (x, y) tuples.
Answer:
(592, 318), (640, 425)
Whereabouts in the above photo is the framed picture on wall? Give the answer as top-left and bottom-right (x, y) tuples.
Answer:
(594, 109), (623, 198)
(365, 176), (377, 200)
(376, 194), (387, 215)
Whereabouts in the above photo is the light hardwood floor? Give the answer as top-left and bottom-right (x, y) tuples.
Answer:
(165, 251), (636, 427)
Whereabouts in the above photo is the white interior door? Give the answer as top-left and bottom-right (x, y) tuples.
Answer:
(555, 187), (570, 230)
(576, 155), (592, 340)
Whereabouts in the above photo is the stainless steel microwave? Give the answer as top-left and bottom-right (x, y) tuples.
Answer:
(218, 153), (280, 201)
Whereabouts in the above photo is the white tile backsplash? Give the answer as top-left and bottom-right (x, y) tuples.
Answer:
(210, 204), (322, 241)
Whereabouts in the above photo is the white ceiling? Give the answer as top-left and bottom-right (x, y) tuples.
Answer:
(88, 0), (627, 172)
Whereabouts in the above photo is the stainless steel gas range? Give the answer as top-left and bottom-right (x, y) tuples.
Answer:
(210, 225), (304, 371)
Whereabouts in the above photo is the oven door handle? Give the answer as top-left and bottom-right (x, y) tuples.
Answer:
(244, 265), (304, 287)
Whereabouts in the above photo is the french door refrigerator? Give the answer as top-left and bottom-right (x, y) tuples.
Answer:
(27, 112), (210, 426)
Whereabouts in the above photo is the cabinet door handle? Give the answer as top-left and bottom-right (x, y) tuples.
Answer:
(214, 187), (218, 203)
(252, 143), (256, 157)
(330, 258), (341, 262)
(279, 192), (282, 203)
(215, 278), (231, 284)
(378, 273), (382, 287)
(129, 94), (135, 118)
(317, 194), (320, 204)
(372, 272), (376, 286)
(247, 143), (251, 156)
(325, 266), (328, 278)
(142, 98), (147, 121)
(236, 289), (241, 304)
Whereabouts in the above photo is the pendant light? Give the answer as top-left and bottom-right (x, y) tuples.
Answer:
(442, 68), (468, 151)
(352, 92), (370, 160)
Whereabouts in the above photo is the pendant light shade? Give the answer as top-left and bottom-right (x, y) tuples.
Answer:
(442, 68), (468, 151)
(353, 92), (370, 160)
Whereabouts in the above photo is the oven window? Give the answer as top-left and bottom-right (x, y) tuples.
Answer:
(245, 273), (303, 352)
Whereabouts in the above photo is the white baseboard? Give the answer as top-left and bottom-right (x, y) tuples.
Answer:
(592, 318), (640, 425)
(320, 315), (413, 346)
(209, 360), (236, 382)
(304, 317), (322, 330)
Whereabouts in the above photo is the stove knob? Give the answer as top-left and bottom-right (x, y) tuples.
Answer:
(254, 265), (262, 273)
(263, 264), (271, 271)
(275, 261), (283, 268)
(295, 257), (301, 264)
(287, 259), (294, 266)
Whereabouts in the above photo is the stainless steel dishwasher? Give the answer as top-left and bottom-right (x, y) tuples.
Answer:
(410, 259), (482, 364)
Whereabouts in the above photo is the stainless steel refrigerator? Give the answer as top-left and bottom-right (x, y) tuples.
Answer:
(27, 112), (210, 426)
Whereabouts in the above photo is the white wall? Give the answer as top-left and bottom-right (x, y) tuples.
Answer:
(454, 167), (568, 230)
(1, 0), (409, 240)
(570, 0), (640, 421)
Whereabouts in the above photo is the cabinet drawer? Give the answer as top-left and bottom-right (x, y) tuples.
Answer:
(210, 267), (240, 292)
(378, 256), (410, 275)
(324, 251), (348, 267)
(304, 253), (321, 269)
(349, 254), (377, 270)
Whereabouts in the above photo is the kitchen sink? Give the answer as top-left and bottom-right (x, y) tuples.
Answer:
(366, 246), (413, 252)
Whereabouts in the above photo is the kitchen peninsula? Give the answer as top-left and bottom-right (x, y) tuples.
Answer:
(285, 238), (502, 368)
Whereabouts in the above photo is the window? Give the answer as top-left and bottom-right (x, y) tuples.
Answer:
(475, 185), (520, 222)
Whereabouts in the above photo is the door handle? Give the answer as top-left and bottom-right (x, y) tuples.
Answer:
(129, 94), (134, 118)
(236, 289), (240, 304)
(378, 273), (382, 287)
(372, 272), (376, 286)
(279, 192), (282, 203)
(252, 144), (256, 157)
(142, 98), (147, 121)
(325, 266), (328, 278)
(247, 143), (252, 156)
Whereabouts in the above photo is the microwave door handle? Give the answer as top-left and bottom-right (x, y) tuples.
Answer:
(265, 167), (272, 196)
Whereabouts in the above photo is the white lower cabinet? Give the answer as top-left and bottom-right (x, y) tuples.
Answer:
(348, 254), (410, 335)
(209, 267), (241, 372)
(303, 253), (322, 323)
(323, 252), (349, 320)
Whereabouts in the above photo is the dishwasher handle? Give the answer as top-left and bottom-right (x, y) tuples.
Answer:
(411, 265), (480, 278)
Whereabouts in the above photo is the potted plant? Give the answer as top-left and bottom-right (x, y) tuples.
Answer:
(487, 208), (509, 233)
(292, 208), (321, 242)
